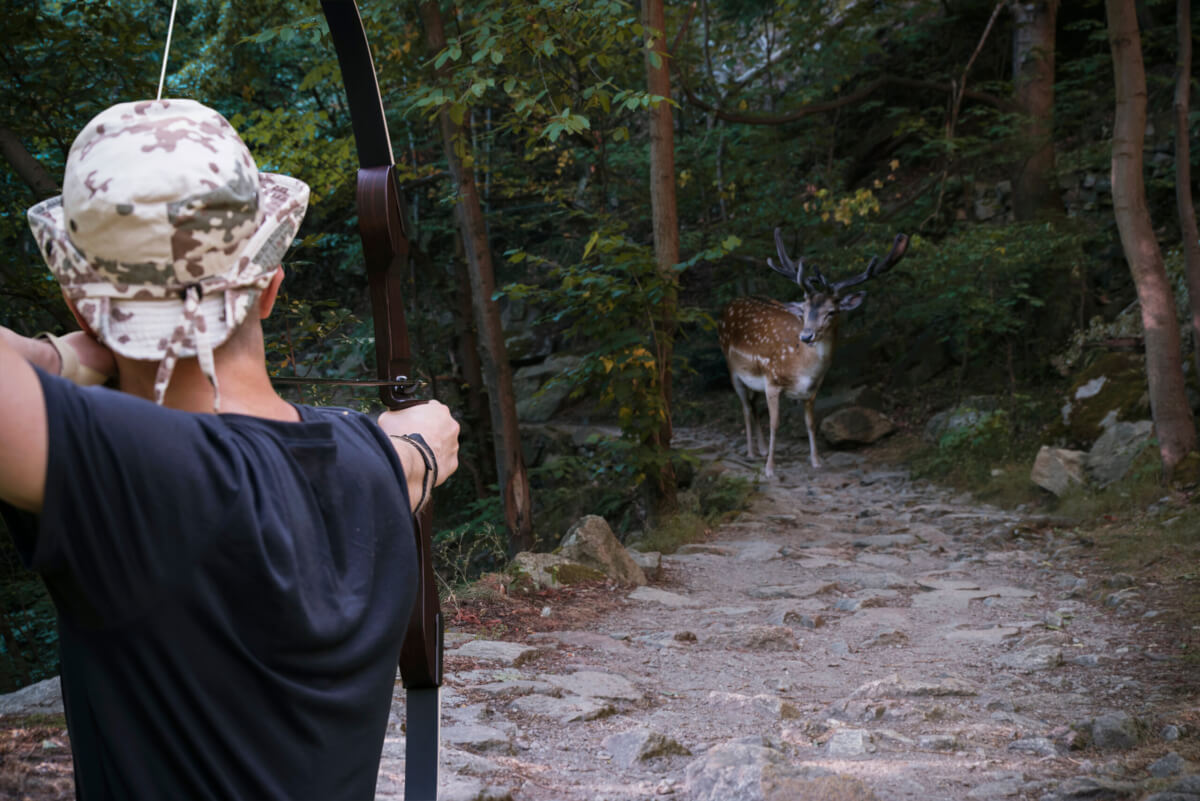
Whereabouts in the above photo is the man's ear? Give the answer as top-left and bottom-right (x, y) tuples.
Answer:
(259, 267), (285, 319)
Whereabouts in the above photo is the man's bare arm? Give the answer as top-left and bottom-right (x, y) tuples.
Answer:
(0, 329), (50, 512)
(377, 401), (460, 513)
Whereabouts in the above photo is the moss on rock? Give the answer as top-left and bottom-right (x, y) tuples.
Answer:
(1055, 351), (1150, 447)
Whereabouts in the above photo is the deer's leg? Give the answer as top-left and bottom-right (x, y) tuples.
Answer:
(752, 394), (767, 455)
(731, 376), (756, 457)
(764, 385), (781, 479)
(804, 396), (822, 469)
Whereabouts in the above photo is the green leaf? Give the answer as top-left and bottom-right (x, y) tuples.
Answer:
(583, 230), (600, 260)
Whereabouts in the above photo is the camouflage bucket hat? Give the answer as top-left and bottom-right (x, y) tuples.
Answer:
(27, 98), (309, 409)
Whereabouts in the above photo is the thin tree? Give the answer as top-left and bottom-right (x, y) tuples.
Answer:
(1106, 0), (1196, 478)
(1010, 0), (1060, 220)
(1174, 0), (1200, 378)
(419, 1), (534, 551)
(643, 0), (680, 513)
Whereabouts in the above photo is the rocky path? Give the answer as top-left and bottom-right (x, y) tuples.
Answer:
(378, 428), (1198, 801)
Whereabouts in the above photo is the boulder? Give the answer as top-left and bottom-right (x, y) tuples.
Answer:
(501, 298), (553, 363)
(1086, 420), (1154, 487)
(510, 551), (605, 591)
(0, 676), (63, 717)
(601, 727), (691, 768)
(924, 396), (1004, 443)
(559, 516), (647, 586)
(1089, 710), (1141, 751)
(1031, 446), (1087, 496)
(512, 354), (583, 423)
(1057, 352), (1150, 446)
(814, 385), (883, 418)
(819, 407), (895, 447)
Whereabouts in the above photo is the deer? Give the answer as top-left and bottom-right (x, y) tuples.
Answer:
(718, 228), (909, 478)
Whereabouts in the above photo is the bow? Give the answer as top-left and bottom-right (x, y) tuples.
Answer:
(319, 3), (442, 798)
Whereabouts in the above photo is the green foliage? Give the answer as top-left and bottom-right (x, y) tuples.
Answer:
(892, 223), (1086, 375)
(503, 222), (735, 474)
(433, 514), (509, 590)
(912, 409), (1014, 484)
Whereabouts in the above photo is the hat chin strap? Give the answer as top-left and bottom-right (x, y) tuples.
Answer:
(152, 284), (221, 411)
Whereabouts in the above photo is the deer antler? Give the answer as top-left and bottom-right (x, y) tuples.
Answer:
(830, 233), (910, 294)
(767, 227), (828, 295)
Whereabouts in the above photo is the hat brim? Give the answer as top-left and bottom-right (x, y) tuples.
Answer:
(28, 171), (308, 361)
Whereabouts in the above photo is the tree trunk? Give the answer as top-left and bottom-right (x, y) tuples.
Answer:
(0, 125), (58, 198)
(420, 1), (534, 551)
(643, 0), (679, 514)
(1106, 0), (1197, 477)
(453, 237), (495, 499)
(1010, 0), (1060, 220)
(1175, 0), (1200, 379)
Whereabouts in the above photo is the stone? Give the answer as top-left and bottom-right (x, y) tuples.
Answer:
(819, 406), (895, 447)
(542, 670), (643, 701)
(826, 728), (872, 756)
(510, 551), (603, 590)
(849, 673), (979, 699)
(861, 629), (908, 648)
(0, 676), (63, 717)
(1032, 446), (1087, 496)
(560, 515), (648, 586)
(1007, 736), (1057, 757)
(918, 734), (958, 751)
(442, 723), (514, 754)
(684, 741), (877, 801)
(629, 586), (701, 607)
(506, 694), (614, 723)
(1148, 752), (1185, 778)
(966, 778), (1023, 798)
(853, 534), (918, 548)
(434, 777), (515, 801)
(1144, 776), (1200, 801)
(513, 354), (582, 423)
(994, 646), (1063, 672)
(924, 396), (1004, 443)
(834, 570), (910, 589)
(943, 626), (1020, 645)
(451, 639), (544, 667)
(1057, 351), (1150, 446)
(1047, 776), (1143, 800)
(707, 691), (801, 720)
(1091, 711), (1141, 751)
(1086, 420), (1154, 487)
(747, 581), (838, 600)
(628, 549), (662, 573)
(472, 679), (557, 698)
(601, 727), (691, 768)
(723, 626), (800, 652)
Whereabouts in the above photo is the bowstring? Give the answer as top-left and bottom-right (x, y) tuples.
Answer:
(156, 0), (180, 100)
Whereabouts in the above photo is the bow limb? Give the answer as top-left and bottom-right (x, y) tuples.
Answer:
(319, 3), (442, 799)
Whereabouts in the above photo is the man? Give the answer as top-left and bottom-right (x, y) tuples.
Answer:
(0, 98), (459, 799)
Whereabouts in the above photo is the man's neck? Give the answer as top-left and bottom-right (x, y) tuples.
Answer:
(115, 354), (299, 422)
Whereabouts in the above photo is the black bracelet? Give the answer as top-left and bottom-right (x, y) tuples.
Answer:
(389, 433), (437, 513)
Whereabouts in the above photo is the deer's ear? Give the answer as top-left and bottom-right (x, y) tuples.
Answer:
(783, 301), (807, 320)
(838, 292), (866, 311)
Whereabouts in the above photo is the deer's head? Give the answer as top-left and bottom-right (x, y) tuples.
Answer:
(767, 228), (909, 344)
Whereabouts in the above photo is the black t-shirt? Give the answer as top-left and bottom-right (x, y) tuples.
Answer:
(1, 369), (417, 800)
